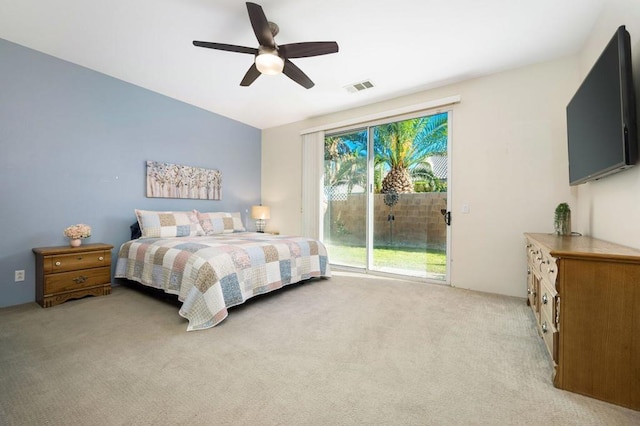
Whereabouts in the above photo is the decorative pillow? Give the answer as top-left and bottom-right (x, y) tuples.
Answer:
(134, 209), (204, 238)
(197, 211), (245, 235)
(130, 221), (142, 240)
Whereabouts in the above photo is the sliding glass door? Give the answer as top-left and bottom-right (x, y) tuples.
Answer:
(323, 129), (368, 268)
(323, 112), (449, 281)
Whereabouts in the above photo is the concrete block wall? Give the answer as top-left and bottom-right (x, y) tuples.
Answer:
(325, 193), (447, 250)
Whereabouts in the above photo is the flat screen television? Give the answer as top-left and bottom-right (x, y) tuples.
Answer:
(566, 25), (638, 185)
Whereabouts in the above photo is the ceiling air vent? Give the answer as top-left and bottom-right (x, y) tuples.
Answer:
(344, 80), (375, 93)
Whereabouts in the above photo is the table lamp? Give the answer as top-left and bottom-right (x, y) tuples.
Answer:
(251, 205), (270, 233)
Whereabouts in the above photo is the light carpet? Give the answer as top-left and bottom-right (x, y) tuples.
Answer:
(1, 271), (638, 425)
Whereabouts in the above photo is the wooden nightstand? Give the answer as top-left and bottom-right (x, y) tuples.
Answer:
(32, 243), (113, 308)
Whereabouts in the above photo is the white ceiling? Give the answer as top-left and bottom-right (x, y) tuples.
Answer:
(0, 0), (605, 129)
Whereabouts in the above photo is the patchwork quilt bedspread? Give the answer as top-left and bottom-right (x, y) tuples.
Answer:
(115, 233), (330, 330)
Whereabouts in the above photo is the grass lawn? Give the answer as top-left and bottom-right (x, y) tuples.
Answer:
(326, 243), (447, 276)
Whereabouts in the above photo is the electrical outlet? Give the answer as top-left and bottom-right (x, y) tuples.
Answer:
(15, 270), (25, 282)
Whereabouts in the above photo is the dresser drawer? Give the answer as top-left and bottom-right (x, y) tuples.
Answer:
(540, 306), (558, 362)
(44, 267), (111, 294)
(539, 278), (557, 327)
(539, 254), (558, 289)
(44, 250), (111, 273)
(526, 267), (537, 308)
(527, 244), (540, 268)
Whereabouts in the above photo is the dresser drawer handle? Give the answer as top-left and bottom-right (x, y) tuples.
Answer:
(542, 293), (548, 304)
(98, 256), (104, 261)
(541, 321), (548, 333)
(73, 275), (88, 284)
(55, 261), (61, 266)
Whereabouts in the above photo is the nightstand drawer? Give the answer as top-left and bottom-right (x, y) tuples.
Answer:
(44, 267), (110, 294)
(44, 250), (111, 274)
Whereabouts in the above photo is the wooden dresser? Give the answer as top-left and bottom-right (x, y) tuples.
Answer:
(524, 233), (640, 410)
(33, 243), (113, 308)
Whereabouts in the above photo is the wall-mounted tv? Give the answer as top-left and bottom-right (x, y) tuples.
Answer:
(566, 25), (638, 186)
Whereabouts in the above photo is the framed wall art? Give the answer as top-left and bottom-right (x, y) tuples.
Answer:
(146, 161), (221, 200)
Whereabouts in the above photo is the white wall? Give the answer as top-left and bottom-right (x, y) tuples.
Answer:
(573, 0), (640, 248)
(262, 55), (578, 298)
(261, 123), (305, 236)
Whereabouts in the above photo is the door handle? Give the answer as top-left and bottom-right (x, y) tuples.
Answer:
(440, 209), (451, 226)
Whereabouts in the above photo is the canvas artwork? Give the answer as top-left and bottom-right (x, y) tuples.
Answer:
(146, 161), (221, 200)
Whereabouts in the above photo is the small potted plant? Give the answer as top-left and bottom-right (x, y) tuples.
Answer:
(554, 203), (571, 236)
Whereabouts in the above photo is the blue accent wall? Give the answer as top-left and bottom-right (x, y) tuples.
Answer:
(0, 39), (261, 307)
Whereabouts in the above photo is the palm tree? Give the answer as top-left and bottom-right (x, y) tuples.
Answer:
(374, 113), (447, 193)
(324, 134), (367, 196)
(411, 161), (446, 192)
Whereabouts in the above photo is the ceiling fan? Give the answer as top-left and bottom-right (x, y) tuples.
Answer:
(193, 2), (339, 89)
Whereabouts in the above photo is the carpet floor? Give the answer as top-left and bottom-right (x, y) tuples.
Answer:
(1, 271), (639, 425)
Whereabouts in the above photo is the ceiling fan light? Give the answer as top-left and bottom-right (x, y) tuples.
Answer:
(255, 52), (284, 75)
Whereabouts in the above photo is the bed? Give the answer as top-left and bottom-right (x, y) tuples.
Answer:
(114, 210), (331, 330)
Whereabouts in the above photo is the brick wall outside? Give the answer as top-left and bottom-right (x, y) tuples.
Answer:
(324, 192), (447, 250)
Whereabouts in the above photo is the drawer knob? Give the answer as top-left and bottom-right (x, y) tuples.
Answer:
(55, 261), (61, 266)
(542, 321), (548, 333)
(542, 293), (548, 304)
(73, 275), (88, 284)
(98, 256), (104, 261)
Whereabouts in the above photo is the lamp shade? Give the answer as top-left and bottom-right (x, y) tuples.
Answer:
(251, 205), (271, 220)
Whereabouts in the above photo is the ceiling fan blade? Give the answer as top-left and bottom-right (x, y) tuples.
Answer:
(279, 42), (339, 59)
(240, 63), (261, 86)
(283, 59), (314, 89)
(193, 41), (258, 55)
(246, 2), (275, 48)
